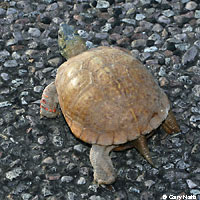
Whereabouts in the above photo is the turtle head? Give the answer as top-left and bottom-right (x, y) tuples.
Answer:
(58, 23), (87, 60)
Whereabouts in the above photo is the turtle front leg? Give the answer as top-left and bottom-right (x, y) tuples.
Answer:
(40, 82), (60, 118)
(90, 144), (116, 185)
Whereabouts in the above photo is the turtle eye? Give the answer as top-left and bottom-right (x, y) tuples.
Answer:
(41, 99), (46, 104)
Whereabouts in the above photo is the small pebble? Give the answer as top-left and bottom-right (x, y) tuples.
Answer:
(95, 33), (108, 40)
(46, 174), (60, 181)
(144, 180), (155, 189)
(48, 57), (62, 67)
(194, 40), (200, 49)
(18, 69), (28, 76)
(190, 115), (200, 123)
(195, 10), (200, 19)
(4, 60), (18, 68)
(140, 0), (151, 5)
(0, 50), (10, 62)
(131, 39), (146, 48)
(158, 15), (171, 24)
(186, 179), (197, 189)
(46, 3), (58, 11)
(15, 109), (25, 115)
(6, 167), (23, 181)
(38, 136), (47, 144)
(6, 8), (17, 15)
(185, 1), (197, 11)
(176, 160), (190, 170)
(35, 62), (44, 68)
(190, 189), (200, 196)
(101, 23), (112, 32)
(42, 157), (54, 164)
(21, 193), (32, 200)
(135, 14), (145, 21)
(61, 176), (73, 183)
(182, 46), (198, 65)
(175, 43), (190, 51)
(52, 136), (63, 147)
(144, 46), (158, 53)
(152, 24), (163, 32)
(28, 28), (41, 37)
(192, 85), (200, 97)
(149, 33), (161, 41)
(158, 66), (166, 76)
(77, 30), (89, 38)
(74, 144), (86, 152)
(162, 10), (174, 17)
(88, 184), (98, 193)
(96, 1), (110, 9)
(89, 195), (105, 200)
(12, 52), (21, 60)
(77, 177), (86, 185)
(1, 73), (9, 81)
(0, 101), (12, 108)
(121, 18), (136, 25)
(67, 192), (77, 200)
(41, 187), (52, 197)
(0, 8), (6, 15)
(33, 86), (43, 93)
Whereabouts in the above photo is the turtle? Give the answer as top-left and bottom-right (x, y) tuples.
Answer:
(40, 23), (180, 185)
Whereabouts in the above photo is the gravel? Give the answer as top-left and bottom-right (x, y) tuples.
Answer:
(0, 0), (200, 199)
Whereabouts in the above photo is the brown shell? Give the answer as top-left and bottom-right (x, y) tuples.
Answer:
(55, 46), (170, 145)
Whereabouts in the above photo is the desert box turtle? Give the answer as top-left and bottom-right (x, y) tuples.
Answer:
(40, 23), (180, 185)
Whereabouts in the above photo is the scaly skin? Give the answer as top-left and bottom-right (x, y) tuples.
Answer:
(40, 82), (59, 118)
(162, 110), (180, 134)
(90, 145), (116, 185)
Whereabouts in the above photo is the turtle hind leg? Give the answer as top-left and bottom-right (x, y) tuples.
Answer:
(40, 82), (60, 118)
(161, 110), (180, 138)
(132, 135), (154, 167)
(113, 135), (155, 167)
(132, 135), (155, 167)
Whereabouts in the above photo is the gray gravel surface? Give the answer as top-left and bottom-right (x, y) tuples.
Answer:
(0, 0), (200, 199)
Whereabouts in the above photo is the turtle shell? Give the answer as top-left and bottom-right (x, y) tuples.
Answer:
(55, 46), (170, 146)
